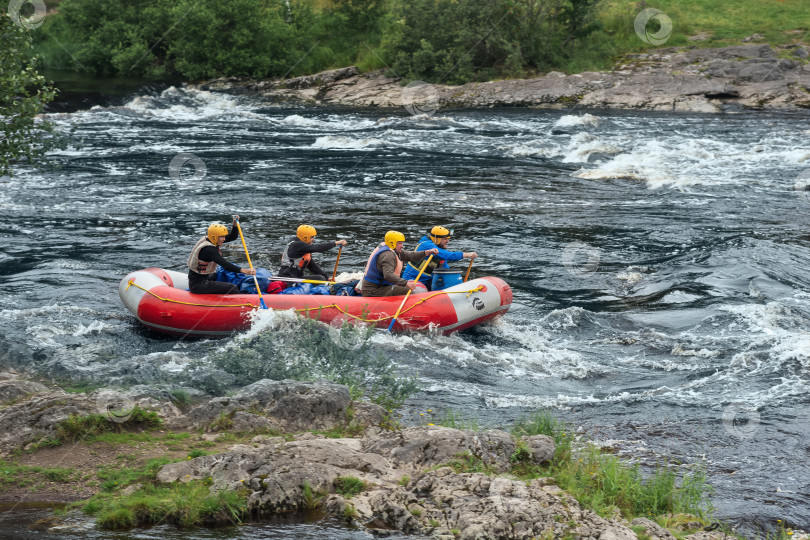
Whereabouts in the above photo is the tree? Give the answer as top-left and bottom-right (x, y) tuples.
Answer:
(0, 13), (57, 177)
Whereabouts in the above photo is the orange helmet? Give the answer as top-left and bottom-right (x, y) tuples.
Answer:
(207, 223), (228, 244)
(297, 224), (317, 243)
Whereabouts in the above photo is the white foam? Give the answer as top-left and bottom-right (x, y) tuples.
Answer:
(499, 142), (562, 158)
(562, 136), (623, 164)
(72, 320), (108, 337)
(660, 291), (702, 304)
(310, 135), (390, 150)
(554, 113), (602, 128)
(616, 271), (643, 284)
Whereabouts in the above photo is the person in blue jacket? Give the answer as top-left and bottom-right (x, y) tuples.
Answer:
(401, 226), (477, 290)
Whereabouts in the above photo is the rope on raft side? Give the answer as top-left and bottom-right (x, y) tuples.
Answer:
(126, 279), (484, 323)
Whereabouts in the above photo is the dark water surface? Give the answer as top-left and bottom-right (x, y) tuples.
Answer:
(2, 85), (810, 537)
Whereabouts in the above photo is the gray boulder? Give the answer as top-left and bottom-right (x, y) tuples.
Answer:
(0, 379), (49, 405)
(0, 387), (96, 455)
(523, 434), (556, 464)
(631, 517), (677, 540)
(362, 426), (517, 472)
(168, 379), (352, 432)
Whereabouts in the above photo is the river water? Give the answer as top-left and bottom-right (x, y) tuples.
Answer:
(1, 86), (810, 537)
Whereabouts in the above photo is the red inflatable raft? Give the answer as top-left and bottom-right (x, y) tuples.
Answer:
(119, 268), (512, 337)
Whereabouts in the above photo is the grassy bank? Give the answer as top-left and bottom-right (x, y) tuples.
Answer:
(549, 0), (810, 73)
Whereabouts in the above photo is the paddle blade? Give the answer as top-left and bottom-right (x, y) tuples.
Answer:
(387, 318), (397, 333)
(259, 298), (268, 309)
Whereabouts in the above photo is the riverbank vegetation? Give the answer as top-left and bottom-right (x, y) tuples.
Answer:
(27, 0), (810, 84)
(0, 14), (59, 177)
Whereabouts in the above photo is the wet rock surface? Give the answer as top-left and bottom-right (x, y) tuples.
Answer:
(193, 44), (810, 112)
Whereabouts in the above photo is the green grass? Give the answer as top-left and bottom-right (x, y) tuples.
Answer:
(552, 447), (713, 519)
(356, 45), (388, 73)
(590, 0), (810, 67)
(513, 0), (810, 74)
(334, 476), (366, 497)
(85, 480), (249, 529)
(96, 457), (175, 492)
(78, 451), (249, 529)
(302, 481), (326, 511)
(56, 407), (162, 442)
(0, 460), (81, 487)
(87, 431), (189, 445)
(433, 410), (482, 431)
(311, 422), (364, 439)
(511, 410), (574, 463)
(169, 389), (192, 406)
(436, 452), (495, 475)
(507, 410), (713, 522)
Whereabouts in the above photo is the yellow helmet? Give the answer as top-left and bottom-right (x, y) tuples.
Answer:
(207, 223), (228, 244)
(429, 225), (452, 244)
(384, 230), (405, 250)
(297, 224), (317, 243)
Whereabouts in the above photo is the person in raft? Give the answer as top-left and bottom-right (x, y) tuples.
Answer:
(187, 215), (255, 294)
(360, 230), (439, 297)
(401, 225), (477, 290)
(278, 224), (348, 282)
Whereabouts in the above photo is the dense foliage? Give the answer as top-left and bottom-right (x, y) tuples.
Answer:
(29, 0), (810, 83)
(382, 0), (601, 84)
(32, 0), (389, 79)
(1, 14), (58, 177)
(31, 0), (602, 82)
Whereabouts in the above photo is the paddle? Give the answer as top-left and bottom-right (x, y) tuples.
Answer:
(463, 257), (474, 282)
(388, 255), (433, 333)
(331, 244), (343, 281)
(234, 218), (267, 309)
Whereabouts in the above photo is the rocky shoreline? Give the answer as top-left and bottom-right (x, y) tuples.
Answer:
(0, 369), (742, 539)
(189, 43), (810, 114)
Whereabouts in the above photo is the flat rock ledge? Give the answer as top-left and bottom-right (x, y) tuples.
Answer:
(0, 372), (379, 456)
(0, 371), (724, 539)
(191, 44), (810, 113)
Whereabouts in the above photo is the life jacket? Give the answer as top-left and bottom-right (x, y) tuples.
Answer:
(363, 243), (403, 286)
(280, 241), (312, 272)
(406, 238), (445, 278)
(188, 237), (220, 275)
